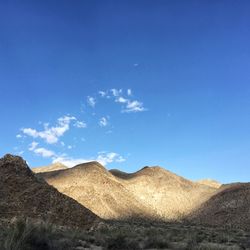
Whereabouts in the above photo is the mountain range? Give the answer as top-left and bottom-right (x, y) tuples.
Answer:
(33, 160), (250, 230)
(1, 154), (249, 232)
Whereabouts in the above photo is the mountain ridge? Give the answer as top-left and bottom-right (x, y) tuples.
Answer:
(0, 154), (99, 228)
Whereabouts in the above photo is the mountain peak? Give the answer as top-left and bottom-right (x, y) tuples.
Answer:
(0, 154), (99, 228)
(197, 179), (221, 188)
(0, 154), (32, 176)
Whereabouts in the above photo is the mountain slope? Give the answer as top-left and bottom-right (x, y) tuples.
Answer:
(38, 162), (217, 221)
(196, 179), (221, 188)
(110, 166), (217, 219)
(0, 154), (99, 228)
(38, 161), (158, 220)
(32, 162), (68, 173)
(189, 183), (250, 230)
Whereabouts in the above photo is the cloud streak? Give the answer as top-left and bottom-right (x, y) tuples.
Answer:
(21, 115), (85, 144)
(87, 96), (96, 107)
(28, 141), (55, 158)
(110, 88), (146, 113)
(99, 117), (108, 127)
(52, 151), (125, 167)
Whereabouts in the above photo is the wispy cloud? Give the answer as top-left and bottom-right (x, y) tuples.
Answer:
(110, 88), (122, 97)
(74, 120), (87, 128)
(123, 100), (145, 113)
(97, 151), (125, 165)
(21, 115), (81, 144)
(28, 141), (55, 158)
(52, 151), (125, 167)
(99, 117), (108, 127)
(87, 96), (96, 107)
(110, 88), (146, 113)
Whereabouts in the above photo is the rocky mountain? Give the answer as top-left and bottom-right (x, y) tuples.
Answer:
(196, 179), (221, 188)
(110, 166), (217, 220)
(189, 182), (250, 230)
(37, 162), (218, 221)
(0, 154), (99, 228)
(37, 161), (158, 220)
(32, 162), (68, 173)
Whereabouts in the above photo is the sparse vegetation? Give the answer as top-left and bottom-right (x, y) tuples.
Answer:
(0, 217), (249, 250)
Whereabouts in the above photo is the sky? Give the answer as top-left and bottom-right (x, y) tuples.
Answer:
(0, 0), (250, 183)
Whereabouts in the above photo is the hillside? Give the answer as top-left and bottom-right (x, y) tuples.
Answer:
(38, 162), (218, 221)
(196, 179), (221, 188)
(32, 162), (68, 173)
(189, 182), (250, 230)
(110, 166), (218, 220)
(37, 161), (158, 220)
(0, 154), (99, 228)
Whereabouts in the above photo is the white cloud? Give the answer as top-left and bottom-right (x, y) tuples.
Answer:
(28, 141), (55, 158)
(33, 147), (55, 158)
(74, 121), (87, 128)
(97, 152), (125, 165)
(99, 117), (108, 127)
(87, 96), (96, 107)
(52, 156), (89, 167)
(123, 100), (146, 113)
(52, 151), (125, 167)
(29, 141), (39, 151)
(107, 88), (146, 113)
(16, 134), (22, 138)
(116, 97), (128, 103)
(21, 115), (76, 144)
(98, 91), (107, 97)
(111, 88), (122, 97)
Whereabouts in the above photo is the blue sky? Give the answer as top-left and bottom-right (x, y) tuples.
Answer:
(0, 0), (250, 183)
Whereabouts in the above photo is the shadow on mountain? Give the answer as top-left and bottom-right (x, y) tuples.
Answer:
(0, 154), (99, 229)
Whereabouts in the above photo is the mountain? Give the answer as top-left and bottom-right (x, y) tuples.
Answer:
(37, 161), (158, 220)
(189, 182), (250, 230)
(0, 154), (99, 228)
(110, 166), (217, 220)
(196, 179), (221, 188)
(38, 162), (217, 221)
(32, 162), (68, 173)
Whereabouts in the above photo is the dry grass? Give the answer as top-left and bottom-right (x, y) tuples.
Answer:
(1, 218), (249, 250)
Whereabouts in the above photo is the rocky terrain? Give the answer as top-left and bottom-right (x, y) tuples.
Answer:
(196, 179), (222, 188)
(109, 166), (217, 220)
(37, 162), (218, 221)
(190, 182), (250, 230)
(1, 154), (250, 249)
(0, 154), (99, 229)
(32, 162), (68, 173)
(37, 161), (158, 220)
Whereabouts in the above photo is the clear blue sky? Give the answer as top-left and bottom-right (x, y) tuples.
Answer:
(0, 0), (250, 183)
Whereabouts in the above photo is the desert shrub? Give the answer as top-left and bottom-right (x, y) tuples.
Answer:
(185, 232), (199, 250)
(3, 217), (53, 250)
(106, 233), (140, 250)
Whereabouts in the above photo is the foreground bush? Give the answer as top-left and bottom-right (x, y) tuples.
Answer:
(2, 218), (54, 250)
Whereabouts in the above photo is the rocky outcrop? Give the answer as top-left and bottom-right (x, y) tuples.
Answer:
(0, 154), (99, 228)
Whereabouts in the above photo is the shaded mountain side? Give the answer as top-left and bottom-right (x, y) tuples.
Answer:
(189, 183), (250, 230)
(0, 154), (99, 228)
(109, 166), (217, 219)
(32, 162), (68, 173)
(37, 162), (158, 220)
(196, 179), (221, 188)
(38, 162), (217, 221)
